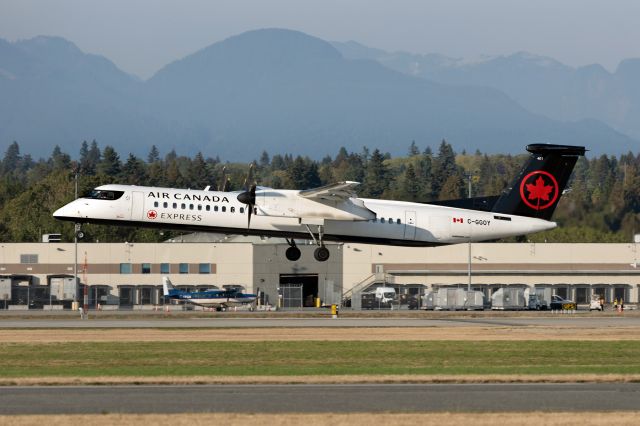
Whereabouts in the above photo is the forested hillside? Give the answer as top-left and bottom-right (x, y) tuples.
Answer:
(1, 140), (637, 244)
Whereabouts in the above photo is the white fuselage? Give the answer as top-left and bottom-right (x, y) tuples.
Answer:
(53, 184), (556, 246)
(173, 295), (256, 308)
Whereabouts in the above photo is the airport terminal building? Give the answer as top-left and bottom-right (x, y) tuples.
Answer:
(1, 237), (639, 309)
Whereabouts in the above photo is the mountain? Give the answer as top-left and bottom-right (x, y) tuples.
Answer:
(143, 29), (637, 158)
(1, 30), (638, 160)
(333, 41), (640, 143)
(0, 36), (186, 157)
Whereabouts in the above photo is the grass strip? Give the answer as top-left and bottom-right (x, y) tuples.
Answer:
(2, 340), (639, 377)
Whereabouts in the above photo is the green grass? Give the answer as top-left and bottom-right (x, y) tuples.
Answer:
(1, 341), (639, 377)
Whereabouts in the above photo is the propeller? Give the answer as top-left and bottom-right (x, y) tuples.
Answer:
(237, 163), (257, 228)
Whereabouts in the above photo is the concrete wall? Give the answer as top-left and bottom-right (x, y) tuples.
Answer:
(252, 243), (343, 306)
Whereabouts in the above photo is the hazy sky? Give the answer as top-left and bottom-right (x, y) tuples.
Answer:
(1, 0), (639, 79)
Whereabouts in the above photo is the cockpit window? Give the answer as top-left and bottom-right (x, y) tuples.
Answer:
(85, 190), (124, 200)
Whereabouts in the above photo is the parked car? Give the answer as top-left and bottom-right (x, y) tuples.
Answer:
(550, 295), (577, 310)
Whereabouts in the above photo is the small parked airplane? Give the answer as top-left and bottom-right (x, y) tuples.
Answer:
(162, 277), (257, 309)
(53, 144), (585, 262)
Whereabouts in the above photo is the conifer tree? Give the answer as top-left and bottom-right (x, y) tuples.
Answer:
(97, 146), (121, 177)
(363, 149), (388, 197)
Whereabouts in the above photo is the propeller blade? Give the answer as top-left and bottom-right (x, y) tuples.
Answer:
(247, 183), (257, 228)
(217, 166), (227, 191)
(243, 163), (255, 191)
(238, 164), (258, 229)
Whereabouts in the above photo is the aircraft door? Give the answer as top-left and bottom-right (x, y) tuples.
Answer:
(403, 211), (416, 239)
(131, 191), (144, 220)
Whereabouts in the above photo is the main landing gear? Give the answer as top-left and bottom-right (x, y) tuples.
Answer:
(285, 239), (301, 261)
(284, 225), (331, 262)
(307, 224), (330, 262)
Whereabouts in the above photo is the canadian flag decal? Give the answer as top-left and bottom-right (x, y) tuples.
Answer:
(452, 217), (464, 223)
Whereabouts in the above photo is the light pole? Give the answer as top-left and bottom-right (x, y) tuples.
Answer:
(465, 172), (474, 293)
(74, 169), (78, 310)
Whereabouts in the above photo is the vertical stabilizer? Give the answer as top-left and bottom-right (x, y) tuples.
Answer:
(162, 276), (175, 296)
(491, 144), (586, 220)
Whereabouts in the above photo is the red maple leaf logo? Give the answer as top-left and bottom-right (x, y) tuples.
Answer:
(147, 210), (157, 219)
(525, 176), (553, 202)
(519, 170), (559, 210)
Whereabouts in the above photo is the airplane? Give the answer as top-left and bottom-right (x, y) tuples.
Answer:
(162, 277), (257, 309)
(53, 144), (585, 262)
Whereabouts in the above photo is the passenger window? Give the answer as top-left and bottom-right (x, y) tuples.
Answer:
(381, 218), (385, 223)
(197, 205), (202, 211)
(163, 202), (168, 208)
(154, 201), (159, 208)
(172, 203), (177, 209)
(206, 205), (210, 211)
(189, 204), (194, 210)
(240, 207), (245, 213)
(389, 218), (394, 224)
(230, 207), (235, 213)
(181, 203), (186, 209)
(214, 206), (219, 212)
(397, 219), (401, 224)
(222, 206), (226, 212)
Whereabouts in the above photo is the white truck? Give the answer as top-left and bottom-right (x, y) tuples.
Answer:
(375, 287), (396, 304)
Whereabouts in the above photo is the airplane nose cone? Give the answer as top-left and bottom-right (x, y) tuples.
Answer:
(52, 206), (66, 218)
(53, 202), (80, 221)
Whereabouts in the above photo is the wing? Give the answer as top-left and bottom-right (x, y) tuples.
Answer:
(298, 181), (360, 202)
(295, 181), (375, 222)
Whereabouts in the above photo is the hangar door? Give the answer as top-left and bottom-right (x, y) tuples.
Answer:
(280, 274), (318, 308)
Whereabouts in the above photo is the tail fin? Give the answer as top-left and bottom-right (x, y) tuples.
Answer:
(162, 276), (175, 296)
(491, 144), (586, 220)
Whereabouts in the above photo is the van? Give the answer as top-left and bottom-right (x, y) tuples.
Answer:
(375, 287), (396, 304)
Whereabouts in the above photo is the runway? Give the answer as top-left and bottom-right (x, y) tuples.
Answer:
(1, 383), (639, 414)
(0, 316), (639, 328)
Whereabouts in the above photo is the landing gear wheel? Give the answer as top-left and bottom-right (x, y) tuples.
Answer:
(314, 246), (330, 262)
(286, 246), (301, 261)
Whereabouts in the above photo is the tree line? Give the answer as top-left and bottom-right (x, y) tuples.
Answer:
(1, 140), (638, 244)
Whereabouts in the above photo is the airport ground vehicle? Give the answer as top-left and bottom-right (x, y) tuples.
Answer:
(589, 297), (604, 311)
(550, 295), (577, 310)
(361, 287), (397, 309)
(527, 293), (548, 310)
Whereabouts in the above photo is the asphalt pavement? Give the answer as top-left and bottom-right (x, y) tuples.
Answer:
(0, 315), (639, 328)
(1, 383), (639, 414)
